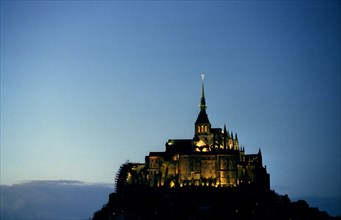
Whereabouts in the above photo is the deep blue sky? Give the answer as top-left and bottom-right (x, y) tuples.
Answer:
(1, 0), (340, 216)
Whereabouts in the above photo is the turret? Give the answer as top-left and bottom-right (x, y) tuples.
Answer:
(233, 133), (239, 150)
(223, 124), (227, 150)
(258, 147), (263, 164)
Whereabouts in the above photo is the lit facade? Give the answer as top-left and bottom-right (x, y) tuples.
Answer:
(116, 75), (270, 192)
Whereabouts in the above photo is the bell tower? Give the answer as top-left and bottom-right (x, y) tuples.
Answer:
(195, 74), (211, 137)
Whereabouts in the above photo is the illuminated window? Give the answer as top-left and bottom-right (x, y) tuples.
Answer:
(198, 126), (200, 133)
(201, 125), (204, 132)
(205, 126), (208, 132)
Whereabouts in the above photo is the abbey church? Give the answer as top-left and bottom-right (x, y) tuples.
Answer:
(117, 75), (270, 192)
(93, 76), (335, 220)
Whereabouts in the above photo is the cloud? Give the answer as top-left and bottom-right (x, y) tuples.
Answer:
(0, 180), (113, 220)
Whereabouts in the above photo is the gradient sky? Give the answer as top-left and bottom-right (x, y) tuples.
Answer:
(1, 0), (340, 215)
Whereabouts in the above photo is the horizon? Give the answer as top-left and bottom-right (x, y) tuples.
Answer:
(1, 180), (340, 218)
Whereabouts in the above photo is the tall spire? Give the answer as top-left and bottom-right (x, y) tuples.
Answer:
(195, 73), (211, 129)
(200, 73), (207, 110)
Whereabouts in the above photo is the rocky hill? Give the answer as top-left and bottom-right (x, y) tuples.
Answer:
(93, 186), (339, 220)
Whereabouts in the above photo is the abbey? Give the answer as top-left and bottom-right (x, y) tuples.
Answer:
(118, 75), (270, 192)
(93, 76), (335, 220)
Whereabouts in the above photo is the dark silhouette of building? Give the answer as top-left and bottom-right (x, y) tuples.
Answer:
(93, 75), (338, 220)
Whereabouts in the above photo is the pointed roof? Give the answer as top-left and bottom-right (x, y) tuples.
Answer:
(258, 147), (262, 156)
(195, 109), (210, 124)
(199, 73), (207, 111)
(195, 74), (210, 125)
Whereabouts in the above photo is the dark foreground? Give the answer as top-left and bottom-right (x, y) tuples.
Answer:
(93, 186), (340, 220)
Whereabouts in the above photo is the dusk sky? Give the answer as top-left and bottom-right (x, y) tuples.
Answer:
(1, 0), (340, 218)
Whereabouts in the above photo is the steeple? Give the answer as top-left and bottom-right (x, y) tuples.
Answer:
(200, 73), (207, 111)
(195, 74), (211, 135)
